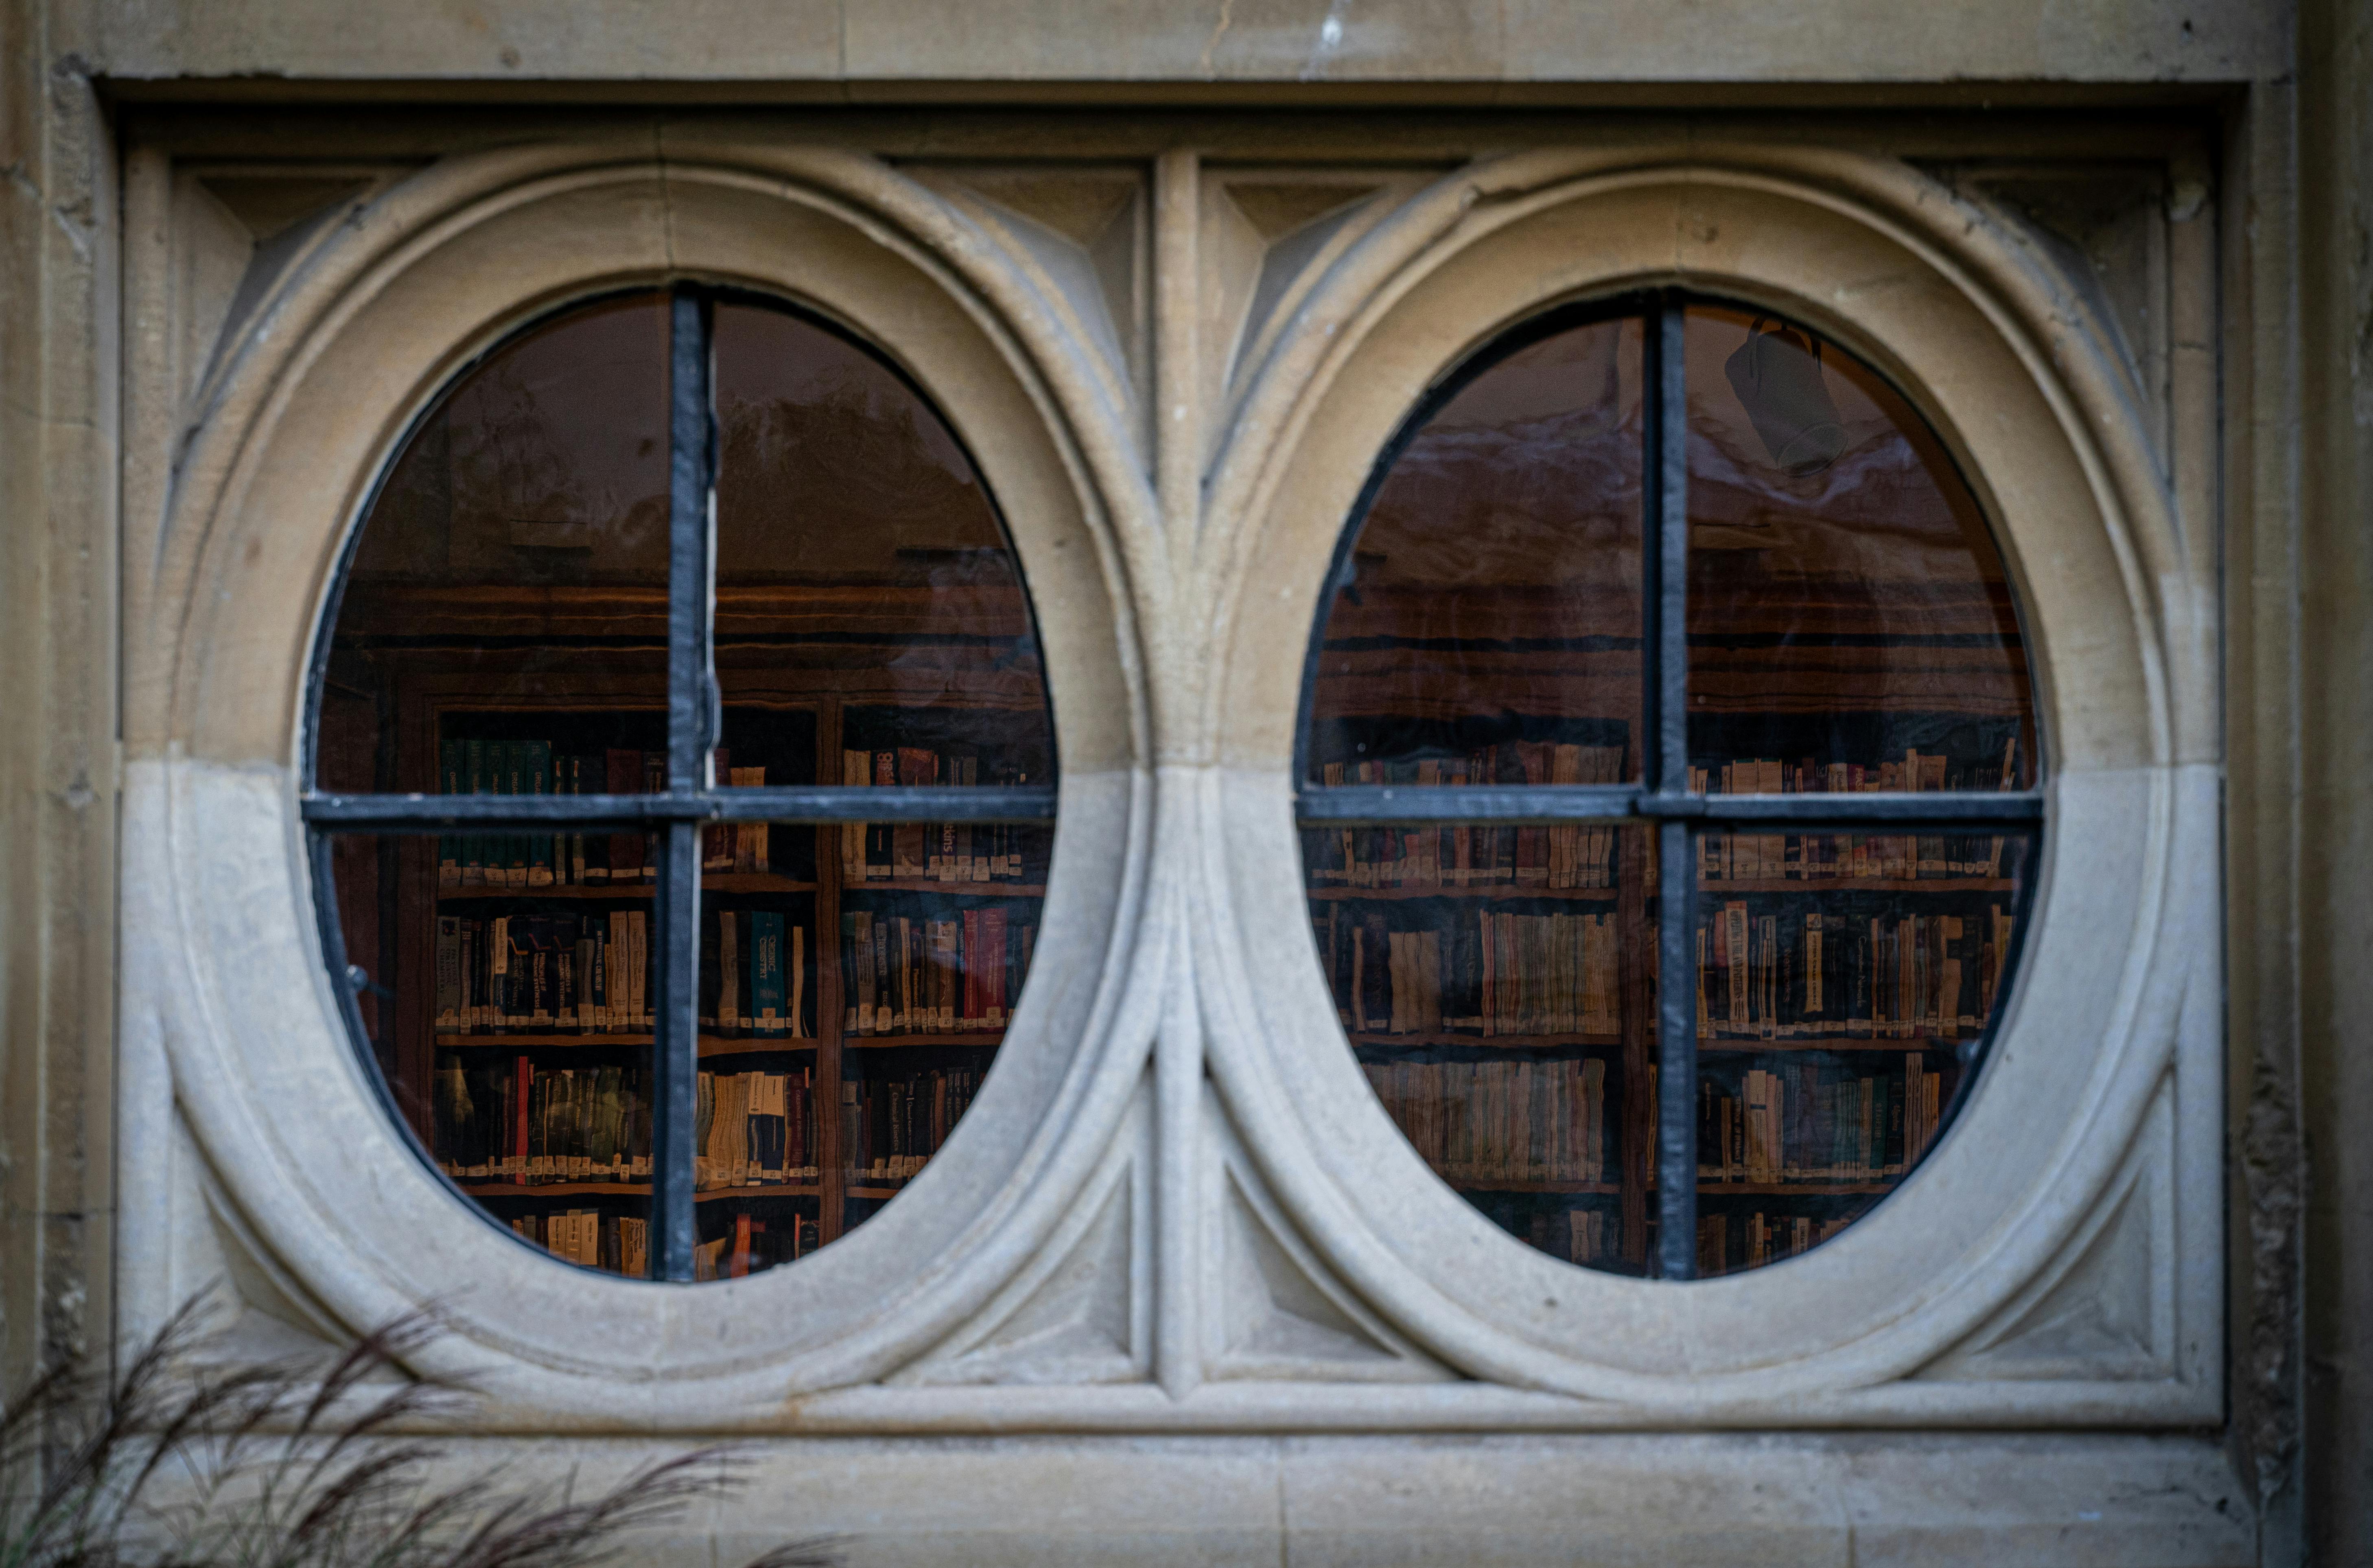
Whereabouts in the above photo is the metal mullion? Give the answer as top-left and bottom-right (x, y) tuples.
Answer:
(1686, 792), (2043, 829)
(301, 793), (691, 829)
(708, 785), (1058, 824)
(648, 286), (716, 1282)
(1652, 297), (1690, 800)
(1295, 785), (1638, 826)
(1656, 822), (1696, 1280)
(302, 785), (1065, 830)
(1648, 295), (1697, 1280)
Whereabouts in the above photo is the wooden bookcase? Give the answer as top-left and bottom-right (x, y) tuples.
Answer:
(1304, 579), (2036, 1277)
(324, 581), (1050, 1274)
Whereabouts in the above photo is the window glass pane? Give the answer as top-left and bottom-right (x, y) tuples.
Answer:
(1689, 833), (2034, 1275)
(1303, 299), (2043, 1280)
(1304, 822), (1657, 1276)
(1684, 304), (2037, 789)
(711, 301), (1051, 788)
(1305, 315), (1645, 786)
(708, 303), (1053, 1244)
(325, 831), (656, 1278)
(833, 713), (1046, 1238)
(319, 283), (673, 1287)
(696, 827), (821, 1280)
(318, 294), (672, 794)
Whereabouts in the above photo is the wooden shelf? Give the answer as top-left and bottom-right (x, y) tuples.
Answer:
(1448, 1179), (1621, 1194)
(435, 874), (818, 901)
(433, 1028), (1007, 1052)
(840, 879), (1046, 897)
(1693, 1034), (1975, 1053)
(434, 1032), (818, 1051)
(448, 1180), (821, 1200)
(1351, 1031), (1623, 1050)
(1693, 1181), (1896, 1196)
(1308, 883), (1620, 902)
(1695, 877), (2016, 893)
(448, 1180), (648, 1197)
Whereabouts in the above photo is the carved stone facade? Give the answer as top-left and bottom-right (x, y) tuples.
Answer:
(4, 3), (2369, 1563)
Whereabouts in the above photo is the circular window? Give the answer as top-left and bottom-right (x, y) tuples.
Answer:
(311, 289), (1056, 1282)
(1297, 295), (2039, 1279)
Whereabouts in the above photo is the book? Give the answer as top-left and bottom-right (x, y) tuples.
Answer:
(438, 741), (463, 884)
(604, 749), (642, 881)
(752, 911), (785, 1034)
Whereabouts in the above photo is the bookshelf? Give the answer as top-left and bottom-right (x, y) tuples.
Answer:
(322, 584), (1052, 1283)
(1295, 297), (2040, 1280)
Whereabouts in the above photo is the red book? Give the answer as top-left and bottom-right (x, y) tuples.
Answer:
(704, 748), (730, 869)
(894, 748), (937, 877)
(605, 750), (643, 879)
(730, 1213), (752, 1279)
(982, 908), (1008, 1025)
(514, 1054), (531, 1178)
(962, 909), (982, 1030)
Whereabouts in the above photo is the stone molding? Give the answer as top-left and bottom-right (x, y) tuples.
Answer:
(118, 130), (2222, 1432)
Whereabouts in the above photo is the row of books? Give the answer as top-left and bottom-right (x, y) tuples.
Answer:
(437, 740), (666, 887)
(512, 1209), (647, 1276)
(702, 912), (810, 1037)
(1697, 903), (2015, 1041)
(836, 747), (1041, 885)
(431, 1057), (822, 1188)
(1309, 745), (1629, 890)
(696, 1069), (818, 1186)
(1318, 907), (1625, 1037)
(433, 910), (828, 1039)
(1697, 828), (2016, 883)
(1508, 1207), (1621, 1268)
(508, 1209), (822, 1280)
(695, 1212), (820, 1280)
(435, 1058), (649, 1181)
(1695, 746), (2021, 881)
(842, 909), (1033, 1036)
(842, 1066), (984, 1184)
(1695, 1211), (1852, 1277)
(435, 912), (652, 1034)
(1360, 1057), (1612, 1184)
(1697, 1054), (1947, 1183)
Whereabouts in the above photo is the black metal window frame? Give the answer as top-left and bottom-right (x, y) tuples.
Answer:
(300, 284), (1058, 1282)
(1291, 290), (2045, 1281)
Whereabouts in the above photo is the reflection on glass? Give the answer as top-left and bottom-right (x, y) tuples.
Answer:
(328, 832), (656, 1277)
(1306, 315), (1644, 786)
(1686, 304), (2035, 788)
(315, 292), (1055, 1280)
(1305, 824), (1656, 1275)
(695, 829), (820, 1281)
(319, 294), (671, 795)
(1301, 298), (2042, 1280)
(711, 302), (1050, 781)
(707, 304), (1054, 1248)
(1688, 835), (2031, 1275)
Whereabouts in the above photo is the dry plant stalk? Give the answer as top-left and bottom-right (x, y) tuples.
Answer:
(0, 1298), (834, 1568)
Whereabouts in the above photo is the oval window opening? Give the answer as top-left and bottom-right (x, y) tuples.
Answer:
(313, 291), (1055, 1281)
(1298, 297), (2038, 1279)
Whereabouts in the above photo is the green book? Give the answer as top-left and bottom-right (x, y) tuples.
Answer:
(490, 739), (517, 888)
(525, 739), (553, 886)
(463, 737), (487, 885)
(438, 740), (462, 884)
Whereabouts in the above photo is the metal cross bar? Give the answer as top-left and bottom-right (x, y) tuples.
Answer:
(649, 287), (716, 1280)
(1292, 785), (2042, 831)
(300, 785), (1062, 831)
(1648, 296), (1698, 1282)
